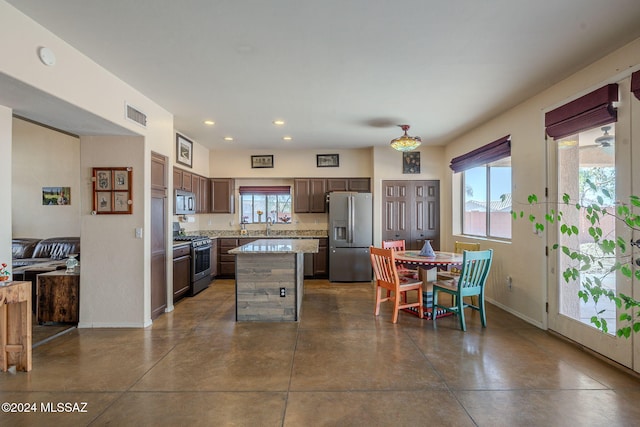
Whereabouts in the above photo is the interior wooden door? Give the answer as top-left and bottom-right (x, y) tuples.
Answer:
(151, 152), (167, 319)
(382, 181), (411, 244)
(382, 180), (440, 250)
(412, 181), (440, 250)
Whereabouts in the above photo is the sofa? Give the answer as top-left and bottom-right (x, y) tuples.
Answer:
(12, 237), (80, 269)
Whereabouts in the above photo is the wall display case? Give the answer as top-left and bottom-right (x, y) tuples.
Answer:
(92, 167), (133, 214)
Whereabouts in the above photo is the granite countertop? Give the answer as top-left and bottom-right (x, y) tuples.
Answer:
(228, 238), (319, 254)
(199, 230), (328, 239)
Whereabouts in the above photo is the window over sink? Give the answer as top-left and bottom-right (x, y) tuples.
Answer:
(239, 186), (292, 224)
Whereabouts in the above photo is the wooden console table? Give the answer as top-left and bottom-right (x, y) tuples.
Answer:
(0, 281), (32, 372)
(37, 270), (80, 324)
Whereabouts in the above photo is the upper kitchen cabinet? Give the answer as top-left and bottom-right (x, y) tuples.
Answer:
(192, 174), (210, 213)
(294, 178), (327, 213)
(326, 178), (370, 193)
(211, 178), (235, 213)
(173, 167), (193, 191)
(199, 175), (210, 213)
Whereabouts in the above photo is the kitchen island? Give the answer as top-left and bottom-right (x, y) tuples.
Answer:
(229, 239), (319, 321)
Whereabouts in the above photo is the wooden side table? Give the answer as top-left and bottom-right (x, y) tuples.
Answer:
(0, 281), (32, 372)
(36, 270), (80, 324)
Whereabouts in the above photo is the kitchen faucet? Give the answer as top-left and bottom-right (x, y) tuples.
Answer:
(266, 217), (273, 236)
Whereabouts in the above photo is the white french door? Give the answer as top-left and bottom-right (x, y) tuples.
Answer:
(548, 76), (639, 369)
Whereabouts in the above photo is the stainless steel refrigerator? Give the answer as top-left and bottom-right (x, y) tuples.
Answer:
(329, 192), (373, 282)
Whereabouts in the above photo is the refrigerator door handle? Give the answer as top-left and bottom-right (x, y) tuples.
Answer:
(347, 195), (354, 244)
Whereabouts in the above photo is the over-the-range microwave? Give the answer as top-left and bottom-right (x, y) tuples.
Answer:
(175, 189), (196, 215)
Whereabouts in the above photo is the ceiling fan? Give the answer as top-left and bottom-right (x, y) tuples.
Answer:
(556, 126), (615, 153)
(594, 125), (614, 148)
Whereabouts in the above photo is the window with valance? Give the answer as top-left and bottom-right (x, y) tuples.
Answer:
(239, 186), (292, 224)
(451, 135), (512, 239)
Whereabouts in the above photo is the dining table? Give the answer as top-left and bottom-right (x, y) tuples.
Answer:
(393, 250), (464, 319)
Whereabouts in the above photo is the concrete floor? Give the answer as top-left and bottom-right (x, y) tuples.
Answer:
(2, 279), (640, 426)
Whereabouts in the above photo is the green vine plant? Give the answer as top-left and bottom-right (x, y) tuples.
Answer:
(511, 179), (640, 338)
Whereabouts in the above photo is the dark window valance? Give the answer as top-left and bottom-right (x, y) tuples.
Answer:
(545, 83), (618, 139)
(239, 186), (290, 195)
(632, 71), (640, 101)
(449, 135), (511, 173)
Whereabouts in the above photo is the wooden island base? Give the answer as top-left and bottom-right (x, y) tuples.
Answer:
(230, 239), (319, 322)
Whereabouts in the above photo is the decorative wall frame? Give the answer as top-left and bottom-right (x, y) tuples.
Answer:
(92, 167), (133, 214)
(42, 187), (71, 205)
(251, 155), (274, 168)
(176, 133), (193, 168)
(402, 152), (420, 174)
(316, 153), (339, 167)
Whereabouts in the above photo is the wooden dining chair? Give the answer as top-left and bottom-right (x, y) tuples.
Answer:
(382, 240), (418, 279)
(437, 241), (481, 305)
(370, 246), (424, 323)
(432, 249), (493, 331)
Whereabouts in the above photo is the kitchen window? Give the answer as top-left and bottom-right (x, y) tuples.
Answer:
(239, 186), (292, 224)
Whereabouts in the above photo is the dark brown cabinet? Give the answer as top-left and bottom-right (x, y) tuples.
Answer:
(313, 238), (328, 277)
(294, 178), (370, 213)
(173, 167), (193, 191)
(173, 244), (191, 303)
(190, 174), (210, 213)
(210, 239), (218, 279)
(217, 237), (257, 277)
(294, 178), (327, 213)
(199, 175), (210, 213)
(211, 178), (235, 213)
(326, 178), (370, 193)
(382, 180), (440, 250)
(218, 238), (238, 277)
(151, 152), (168, 320)
(217, 237), (326, 278)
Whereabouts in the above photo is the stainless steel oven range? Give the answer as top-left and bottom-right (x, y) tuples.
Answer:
(173, 232), (212, 296)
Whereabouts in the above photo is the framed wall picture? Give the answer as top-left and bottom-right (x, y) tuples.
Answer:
(176, 133), (193, 168)
(316, 154), (339, 167)
(92, 167), (133, 214)
(402, 152), (420, 174)
(42, 187), (71, 205)
(251, 155), (274, 168)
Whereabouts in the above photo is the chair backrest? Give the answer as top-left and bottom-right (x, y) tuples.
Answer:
(370, 246), (400, 291)
(454, 241), (480, 253)
(382, 240), (406, 252)
(457, 249), (493, 293)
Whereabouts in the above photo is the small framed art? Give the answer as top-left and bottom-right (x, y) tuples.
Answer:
(402, 152), (420, 174)
(317, 154), (339, 167)
(92, 167), (133, 214)
(176, 133), (193, 168)
(251, 155), (274, 168)
(42, 187), (71, 205)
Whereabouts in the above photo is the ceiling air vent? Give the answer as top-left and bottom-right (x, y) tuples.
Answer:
(125, 103), (147, 128)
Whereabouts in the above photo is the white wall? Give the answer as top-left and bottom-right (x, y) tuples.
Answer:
(1, 1), (174, 327)
(0, 106), (12, 278)
(79, 135), (146, 327)
(210, 147), (372, 178)
(12, 118), (81, 237)
(441, 37), (640, 328)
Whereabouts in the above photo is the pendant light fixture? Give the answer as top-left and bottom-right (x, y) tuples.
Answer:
(390, 124), (421, 151)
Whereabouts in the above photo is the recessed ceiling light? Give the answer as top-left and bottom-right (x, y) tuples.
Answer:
(273, 120), (285, 126)
(204, 120), (215, 126)
(224, 137), (234, 141)
(282, 136), (292, 141)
